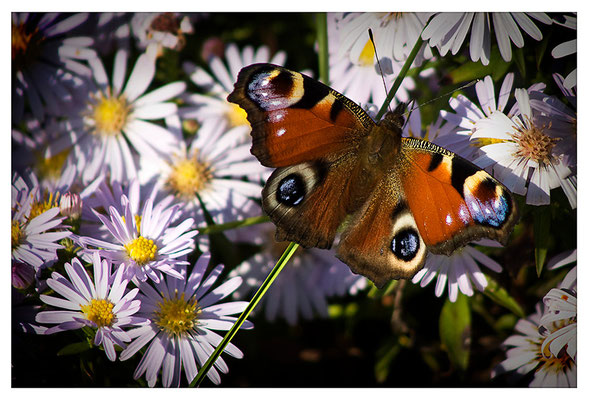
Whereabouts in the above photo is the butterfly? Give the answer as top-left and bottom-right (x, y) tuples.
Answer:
(227, 63), (519, 288)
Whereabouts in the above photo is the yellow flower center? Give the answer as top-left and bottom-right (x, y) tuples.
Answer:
(91, 91), (130, 137)
(226, 103), (249, 127)
(29, 191), (60, 221)
(512, 118), (560, 166)
(125, 236), (158, 265)
(35, 149), (70, 181)
(12, 220), (25, 250)
(154, 291), (200, 337)
(358, 39), (376, 67)
(166, 152), (212, 198)
(80, 299), (115, 328)
(122, 215), (142, 234)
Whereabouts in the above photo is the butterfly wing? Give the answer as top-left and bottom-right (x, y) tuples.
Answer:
(228, 63), (377, 249)
(337, 136), (519, 288)
(336, 173), (428, 288)
(400, 138), (519, 254)
(227, 63), (374, 167)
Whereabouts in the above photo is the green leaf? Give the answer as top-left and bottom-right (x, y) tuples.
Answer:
(448, 47), (511, 83)
(533, 206), (551, 277)
(374, 340), (402, 383)
(439, 293), (471, 371)
(482, 274), (525, 318)
(57, 341), (92, 356)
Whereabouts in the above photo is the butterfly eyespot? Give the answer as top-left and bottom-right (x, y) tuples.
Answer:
(276, 174), (306, 206)
(390, 228), (420, 261)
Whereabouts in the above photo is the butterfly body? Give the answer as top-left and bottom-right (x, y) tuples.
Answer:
(228, 63), (519, 287)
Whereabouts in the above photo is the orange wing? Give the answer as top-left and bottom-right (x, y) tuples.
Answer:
(400, 138), (519, 255)
(227, 63), (374, 167)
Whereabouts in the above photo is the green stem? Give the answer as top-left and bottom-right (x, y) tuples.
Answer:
(316, 12), (329, 85)
(190, 242), (299, 387)
(375, 35), (424, 121)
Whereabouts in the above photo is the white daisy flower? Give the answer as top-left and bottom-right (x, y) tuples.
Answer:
(411, 241), (503, 302)
(12, 12), (97, 123)
(492, 302), (576, 387)
(12, 171), (71, 271)
(139, 116), (266, 226)
(528, 73), (577, 173)
(336, 12), (434, 65)
(539, 287), (577, 362)
(120, 253), (252, 387)
(422, 12), (552, 66)
(327, 13), (415, 108)
(131, 12), (194, 55)
(539, 265), (577, 362)
(440, 72), (515, 161)
(49, 48), (186, 184)
(78, 193), (197, 284)
(182, 43), (286, 131)
(471, 88), (576, 207)
(551, 14), (576, 90)
(35, 253), (146, 361)
(229, 221), (367, 325)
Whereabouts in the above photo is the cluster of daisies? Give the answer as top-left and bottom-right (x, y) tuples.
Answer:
(12, 12), (576, 387)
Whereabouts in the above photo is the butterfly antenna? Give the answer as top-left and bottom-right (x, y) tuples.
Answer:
(369, 29), (392, 114)
(406, 80), (479, 116)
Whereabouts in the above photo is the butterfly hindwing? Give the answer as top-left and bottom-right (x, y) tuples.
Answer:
(337, 174), (428, 288)
(227, 63), (374, 167)
(262, 148), (377, 249)
(399, 138), (519, 255)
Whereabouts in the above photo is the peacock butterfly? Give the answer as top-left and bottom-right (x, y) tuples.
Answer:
(227, 63), (519, 288)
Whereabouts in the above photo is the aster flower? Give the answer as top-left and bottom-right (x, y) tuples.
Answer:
(551, 14), (576, 90)
(12, 12), (96, 123)
(422, 12), (552, 66)
(80, 178), (171, 239)
(472, 88), (576, 207)
(35, 253), (145, 361)
(229, 221), (367, 325)
(48, 48), (186, 184)
(182, 43), (286, 131)
(131, 12), (194, 55)
(335, 12), (434, 65)
(539, 287), (577, 362)
(539, 264), (577, 362)
(138, 117), (266, 226)
(440, 72), (515, 161)
(528, 73), (577, 172)
(411, 241), (503, 302)
(327, 13), (415, 109)
(492, 302), (576, 387)
(12, 171), (71, 271)
(119, 253), (252, 387)
(78, 193), (197, 283)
